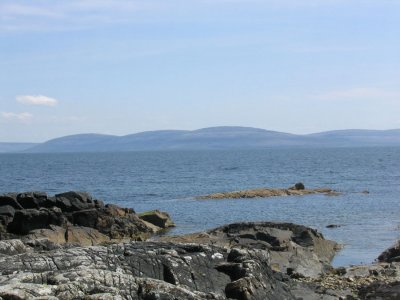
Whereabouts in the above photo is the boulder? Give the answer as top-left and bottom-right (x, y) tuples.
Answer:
(378, 241), (400, 263)
(138, 210), (175, 229)
(0, 205), (15, 219)
(54, 191), (96, 212)
(0, 193), (23, 209)
(71, 209), (99, 228)
(16, 192), (48, 209)
(7, 208), (66, 235)
(290, 182), (305, 190)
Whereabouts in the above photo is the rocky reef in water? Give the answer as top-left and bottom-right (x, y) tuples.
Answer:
(197, 183), (340, 199)
(0, 191), (399, 299)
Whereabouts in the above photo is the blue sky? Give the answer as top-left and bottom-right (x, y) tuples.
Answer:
(1, 0), (399, 142)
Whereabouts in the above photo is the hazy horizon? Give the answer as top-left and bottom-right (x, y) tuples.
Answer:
(1, 1), (399, 142)
(1, 125), (400, 144)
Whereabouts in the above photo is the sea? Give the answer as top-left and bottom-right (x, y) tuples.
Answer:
(1, 147), (399, 267)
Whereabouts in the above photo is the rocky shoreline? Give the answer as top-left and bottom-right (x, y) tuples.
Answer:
(0, 191), (399, 299)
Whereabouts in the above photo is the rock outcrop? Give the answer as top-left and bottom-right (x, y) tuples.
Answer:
(160, 222), (339, 278)
(378, 241), (400, 263)
(0, 191), (174, 246)
(0, 239), (294, 300)
(197, 185), (340, 199)
(1, 190), (399, 299)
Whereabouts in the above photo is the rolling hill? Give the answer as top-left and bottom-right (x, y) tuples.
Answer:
(2, 127), (400, 153)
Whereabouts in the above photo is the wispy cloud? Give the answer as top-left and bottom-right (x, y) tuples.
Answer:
(313, 88), (400, 101)
(0, 0), (159, 32)
(1, 112), (33, 123)
(16, 95), (59, 106)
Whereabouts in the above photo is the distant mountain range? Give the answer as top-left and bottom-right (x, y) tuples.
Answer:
(2, 127), (400, 153)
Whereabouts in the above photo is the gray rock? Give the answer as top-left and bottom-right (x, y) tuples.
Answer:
(0, 241), (294, 299)
(161, 222), (338, 278)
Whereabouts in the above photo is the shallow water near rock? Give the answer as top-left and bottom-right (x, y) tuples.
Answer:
(1, 147), (399, 267)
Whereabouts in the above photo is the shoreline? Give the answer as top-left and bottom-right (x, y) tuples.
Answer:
(0, 191), (399, 299)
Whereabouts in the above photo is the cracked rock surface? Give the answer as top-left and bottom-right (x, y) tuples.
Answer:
(0, 240), (293, 300)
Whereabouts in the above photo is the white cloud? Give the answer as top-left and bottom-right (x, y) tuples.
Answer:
(1, 112), (33, 123)
(16, 95), (59, 106)
(314, 88), (400, 101)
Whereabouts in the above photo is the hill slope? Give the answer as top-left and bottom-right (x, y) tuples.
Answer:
(0, 143), (39, 153)
(3, 127), (400, 153)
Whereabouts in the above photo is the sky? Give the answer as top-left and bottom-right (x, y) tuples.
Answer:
(1, 0), (399, 142)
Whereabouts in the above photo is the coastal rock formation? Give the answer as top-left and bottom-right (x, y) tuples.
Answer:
(295, 261), (400, 299)
(197, 185), (340, 199)
(160, 222), (339, 278)
(1, 190), (399, 299)
(0, 240), (294, 299)
(0, 191), (174, 246)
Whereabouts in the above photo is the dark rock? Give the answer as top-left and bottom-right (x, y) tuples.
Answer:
(326, 224), (341, 229)
(94, 199), (105, 208)
(0, 205), (16, 229)
(54, 191), (96, 212)
(139, 210), (175, 229)
(72, 209), (99, 228)
(7, 208), (66, 235)
(0, 205), (15, 218)
(0, 193), (23, 209)
(16, 191), (48, 209)
(358, 281), (400, 299)
(378, 241), (400, 263)
(0, 191), (162, 245)
(293, 182), (305, 190)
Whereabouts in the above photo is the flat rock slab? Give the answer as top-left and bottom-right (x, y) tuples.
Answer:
(197, 187), (340, 199)
(160, 222), (339, 278)
(0, 240), (294, 300)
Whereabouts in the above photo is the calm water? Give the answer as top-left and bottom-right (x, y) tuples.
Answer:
(1, 147), (399, 267)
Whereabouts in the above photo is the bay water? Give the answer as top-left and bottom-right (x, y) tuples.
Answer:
(1, 147), (399, 266)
